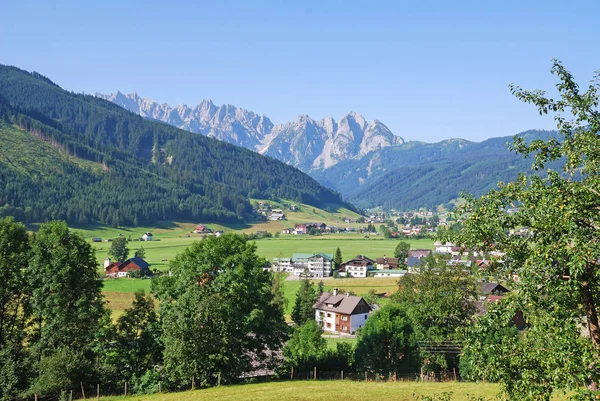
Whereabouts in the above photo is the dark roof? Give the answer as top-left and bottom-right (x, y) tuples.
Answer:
(127, 257), (151, 269)
(408, 249), (431, 258)
(313, 292), (371, 315)
(341, 255), (375, 265)
(479, 282), (509, 295)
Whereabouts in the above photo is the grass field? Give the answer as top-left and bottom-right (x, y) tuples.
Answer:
(100, 380), (564, 401)
(83, 216), (432, 318)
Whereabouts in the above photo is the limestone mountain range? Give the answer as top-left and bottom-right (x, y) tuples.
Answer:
(97, 91), (404, 171)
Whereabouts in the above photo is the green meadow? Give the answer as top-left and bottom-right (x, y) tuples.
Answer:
(99, 380), (570, 401)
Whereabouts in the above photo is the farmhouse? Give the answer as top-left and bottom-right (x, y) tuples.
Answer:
(407, 249), (432, 269)
(339, 255), (375, 278)
(141, 232), (153, 241)
(193, 224), (213, 234)
(105, 257), (151, 278)
(314, 289), (374, 334)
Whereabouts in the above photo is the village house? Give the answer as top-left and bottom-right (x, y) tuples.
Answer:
(104, 257), (151, 278)
(314, 289), (374, 334)
(407, 249), (432, 269)
(193, 224), (213, 234)
(272, 253), (333, 277)
(339, 255), (375, 278)
(376, 256), (399, 270)
(141, 232), (153, 241)
(434, 241), (455, 254)
(372, 269), (408, 278)
(294, 222), (327, 234)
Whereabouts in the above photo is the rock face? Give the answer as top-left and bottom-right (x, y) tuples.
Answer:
(98, 92), (404, 171)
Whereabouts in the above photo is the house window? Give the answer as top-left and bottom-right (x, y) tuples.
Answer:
(327, 313), (332, 318)
(365, 314), (368, 319)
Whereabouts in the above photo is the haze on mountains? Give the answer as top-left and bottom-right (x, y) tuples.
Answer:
(0, 65), (350, 225)
(100, 91), (556, 211)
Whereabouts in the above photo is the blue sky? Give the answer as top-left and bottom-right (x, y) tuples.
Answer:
(2, 0), (599, 142)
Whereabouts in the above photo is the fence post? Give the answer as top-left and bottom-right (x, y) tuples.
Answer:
(218, 372), (221, 386)
(70, 390), (73, 401)
(124, 382), (127, 397)
(341, 370), (343, 380)
(453, 368), (457, 381)
(81, 381), (86, 399)
(34, 395), (37, 401)
(313, 366), (316, 380)
(365, 371), (368, 382)
(192, 377), (195, 390)
(290, 367), (294, 380)
(96, 383), (99, 401)
(158, 381), (161, 393)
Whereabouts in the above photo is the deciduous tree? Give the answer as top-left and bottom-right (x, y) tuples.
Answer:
(451, 60), (600, 399)
(109, 236), (129, 261)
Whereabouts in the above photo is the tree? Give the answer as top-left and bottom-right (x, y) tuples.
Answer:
(0, 218), (31, 401)
(354, 304), (419, 375)
(334, 247), (342, 269)
(0, 217), (30, 349)
(450, 60), (600, 399)
(109, 236), (129, 262)
(291, 271), (318, 326)
(29, 221), (105, 353)
(391, 254), (477, 373)
(394, 241), (411, 266)
(112, 291), (162, 390)
(134, 246), (146, 259)
(153, 234), (288, 387)
(283, 321), (327, 371)
(28, 221), (105, 393)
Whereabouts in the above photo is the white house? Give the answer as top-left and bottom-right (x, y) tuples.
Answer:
(434, 241), (454, 254)
(272, 253), (333, 277)
(314, 289), (374, 334)
(141, 232), (153, 241)
(340, 255), (375, 278)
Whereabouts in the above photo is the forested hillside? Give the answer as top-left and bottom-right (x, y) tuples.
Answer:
(314, 131), (558, 210)
(0, 66), (348, 225)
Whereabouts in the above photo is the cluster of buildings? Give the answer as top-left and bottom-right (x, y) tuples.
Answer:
(272, 253), (334, 277)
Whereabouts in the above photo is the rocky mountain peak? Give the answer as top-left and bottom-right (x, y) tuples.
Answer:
(98, 91), (404, 172)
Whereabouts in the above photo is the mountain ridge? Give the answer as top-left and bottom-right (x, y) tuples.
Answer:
(97, 91), (405, 171)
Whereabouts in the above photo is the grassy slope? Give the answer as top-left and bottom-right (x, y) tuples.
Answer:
(100, 380), (568, 401)
(0, 121), (103, 175)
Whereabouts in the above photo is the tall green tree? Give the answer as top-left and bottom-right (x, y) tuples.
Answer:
(0, 217), (31, 400)
(451, 60), (600, 399)
(108, 236), (129, 262)
(391, 254), (477, 373)
(28, 221), (105, 395)
(283, 320), (327, 371)
(334, 247), (342, 269)
(354, 304), (419, 375)
(291, 271), (318, 326)
(0, 217), (30, 349)
(29, 221), (105, 353)
(394, 241), (410, 266)
(153, 234), (288, 387)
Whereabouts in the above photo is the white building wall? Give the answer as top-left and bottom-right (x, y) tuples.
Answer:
(315, 310), (337, 332)
(350, 312), (370, 333)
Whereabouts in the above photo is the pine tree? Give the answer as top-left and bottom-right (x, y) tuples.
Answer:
(291, 269), (317, 326)
(334, 247), (342, 269)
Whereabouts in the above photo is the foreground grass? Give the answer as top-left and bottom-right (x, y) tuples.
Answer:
(102, 381), (515, 401)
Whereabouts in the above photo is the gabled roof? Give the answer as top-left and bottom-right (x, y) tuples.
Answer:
(342, 255), (375, 265)
(376, 257), (399, 264)
(313, 292), (372, 315)
(408, 249), (432, 258)
(479, 282), (509, 295)
(125, 257), (151, 269)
